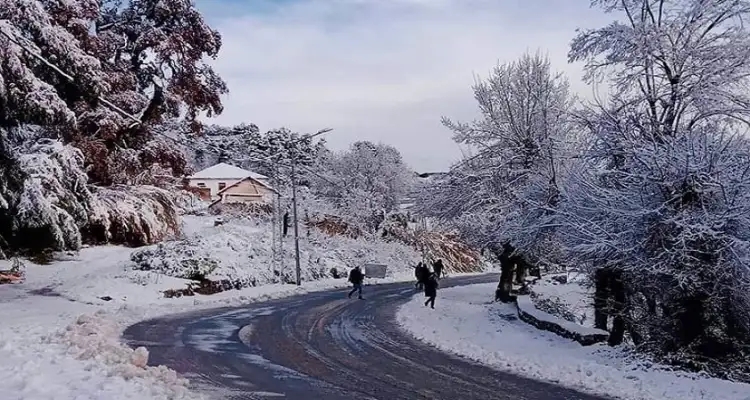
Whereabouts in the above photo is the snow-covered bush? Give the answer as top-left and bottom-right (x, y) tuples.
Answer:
(381, 215), (483, 273)
(86, 185), (181, 247)
(207, 203), (273, 220)
(562, 125), (750, 361)
(130, 217), (420, 288)
(0, 134), (182, 256)
(173, 189), (208, 215)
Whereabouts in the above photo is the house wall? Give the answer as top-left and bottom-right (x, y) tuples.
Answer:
(188, 178), (238, 197)
(220, 179), (275, 204)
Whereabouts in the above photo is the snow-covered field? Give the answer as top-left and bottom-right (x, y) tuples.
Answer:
(0, 215), (425, 400)
(397, 283), (750, 400)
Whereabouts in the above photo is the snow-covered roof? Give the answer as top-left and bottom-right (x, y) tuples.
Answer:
(188, 162), (268, 180)
(217, 175), (278, 195)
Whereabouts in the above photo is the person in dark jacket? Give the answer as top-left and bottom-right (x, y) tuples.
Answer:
(432, 259), (444, 279)
(424, 272), (439, 308)
(415, 262), (429, 290)
(348, 266), (365, 299)
(414, 262), (423, 290)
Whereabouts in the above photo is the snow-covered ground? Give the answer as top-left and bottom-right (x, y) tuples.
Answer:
(0, 215), (429, 400)
(131, 215), (421, 285)
(529, 272), (595, 327)
(397, 283), (750, 400)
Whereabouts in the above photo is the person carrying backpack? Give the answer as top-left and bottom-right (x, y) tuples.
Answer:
(424, 272), (439, 309)
(348, 266), (365, 299)
(414, 262), (424, 290)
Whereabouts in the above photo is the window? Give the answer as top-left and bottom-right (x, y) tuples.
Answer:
(218, 182), (226, 190)
(197, 183), (206, 188)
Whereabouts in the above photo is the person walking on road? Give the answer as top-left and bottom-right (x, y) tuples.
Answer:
(424, 272), (439, 309)
(414, 262), (422, 290)
(432, 259), (444, 279)
(348, 266), (365, 299)
(415, 262), (429, 290)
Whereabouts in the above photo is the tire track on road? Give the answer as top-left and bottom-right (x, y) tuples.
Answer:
(124, 275), (611, 400)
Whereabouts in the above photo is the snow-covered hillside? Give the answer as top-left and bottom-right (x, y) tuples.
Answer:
(130, 215), (421, 288)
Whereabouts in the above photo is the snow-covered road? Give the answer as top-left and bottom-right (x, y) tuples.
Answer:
(123, 274), (607, 400)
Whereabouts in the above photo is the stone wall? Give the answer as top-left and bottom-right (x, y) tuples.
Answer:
(515, 295), (608, 346)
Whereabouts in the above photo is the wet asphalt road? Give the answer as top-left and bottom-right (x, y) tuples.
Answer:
(123, 274), (609, 400)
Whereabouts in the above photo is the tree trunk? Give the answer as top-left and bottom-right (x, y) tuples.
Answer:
(593, 268), (610, 331)
(514, 256), (527, 284)
(608, 270), (626, 346)
(677, 294), (706, 349)
(495, 243), (516, 303)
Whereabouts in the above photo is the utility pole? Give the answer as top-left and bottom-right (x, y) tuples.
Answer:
(281, 128), (333, 286)
(291, 158), (302, 286)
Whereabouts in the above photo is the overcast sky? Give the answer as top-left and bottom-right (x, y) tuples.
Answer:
(195, 0), (612, 172)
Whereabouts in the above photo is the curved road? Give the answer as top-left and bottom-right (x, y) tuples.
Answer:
(124, 274), (608, 400)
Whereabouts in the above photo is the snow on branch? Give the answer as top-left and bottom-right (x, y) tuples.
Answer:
(87, 185), (181, 247)
(9, 138), (94, 254)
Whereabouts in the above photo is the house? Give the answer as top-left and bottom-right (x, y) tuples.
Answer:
(187, 162), (274, 203)
(213, 175), (278, 205)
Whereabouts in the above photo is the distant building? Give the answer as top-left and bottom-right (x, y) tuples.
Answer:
(186, 162), (275, 204)
(214, 176), (277, 204)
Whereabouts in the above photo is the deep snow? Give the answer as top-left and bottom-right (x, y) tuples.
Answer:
(396, 283), (750, 400)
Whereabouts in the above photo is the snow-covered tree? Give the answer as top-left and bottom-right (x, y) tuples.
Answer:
(170, 122), (326, 185)
(0, 0), (225, 257)
(417, 52), (575, 287)
(311, 141), (415, 232)
(562, 0), (750, 362)
(74, 0), (227, 184)
(0, 0), (104, 127)
(1, 0), (227, 184)
(570, 0), (750, 139)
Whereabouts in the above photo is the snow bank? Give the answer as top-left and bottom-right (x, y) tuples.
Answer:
(397, 283), (750, 400)
(130, 215), (420, 289)
(529, 272), (594, 327)
(0, 290), (203, 400)
(52, 310), (201, 398)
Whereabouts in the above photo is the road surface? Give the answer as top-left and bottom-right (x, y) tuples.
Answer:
(123, 274), (609, 400)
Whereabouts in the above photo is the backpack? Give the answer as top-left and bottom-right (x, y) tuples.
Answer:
(348, 268), (361, 283)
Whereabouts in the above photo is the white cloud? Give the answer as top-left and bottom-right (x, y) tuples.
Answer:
(202, 0), (611, 171)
